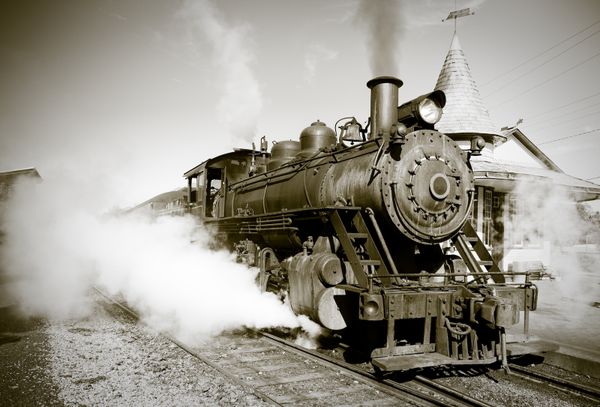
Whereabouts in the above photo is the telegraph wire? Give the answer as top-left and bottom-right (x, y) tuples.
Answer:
(491, 51), (600, 109)
(481, 19), (600, 88)
(525, 102), (600, 128)
(525, 91), (600, 121)
(483, 28), (600, 98)
(537, 128), (600, 145)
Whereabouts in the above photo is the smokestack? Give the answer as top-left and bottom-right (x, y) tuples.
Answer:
(367, 76), (403, 140)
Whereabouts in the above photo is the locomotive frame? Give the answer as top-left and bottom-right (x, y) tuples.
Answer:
(183, 77), (556, 372)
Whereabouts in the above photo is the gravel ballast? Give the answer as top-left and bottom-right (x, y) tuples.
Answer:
(1, 304), (268, 406)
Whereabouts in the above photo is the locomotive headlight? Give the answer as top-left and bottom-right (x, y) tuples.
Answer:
(418, 97), (443, 124)
(364, 301), (380, 316)
(359, 292), (384, 320)
(397, 90), (446, 128)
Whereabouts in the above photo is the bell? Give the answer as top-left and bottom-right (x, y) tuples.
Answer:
(340, 118), (364, 144)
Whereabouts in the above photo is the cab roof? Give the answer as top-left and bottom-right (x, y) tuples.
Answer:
(183, 148), (265, 178)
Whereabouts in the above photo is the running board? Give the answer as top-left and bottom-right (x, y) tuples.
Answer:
(372, 352), (496, 372)
(372, 340), (559, 372)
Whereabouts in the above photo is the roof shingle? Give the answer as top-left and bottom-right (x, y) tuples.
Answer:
(434, 33), (502, 138)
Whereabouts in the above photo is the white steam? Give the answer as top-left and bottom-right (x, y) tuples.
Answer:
(507, 181), (584, 248)
(504, 180), (600, 322)
(354, 0), (491, 76)
(0, 176), (318, 343)
(356, 0), (405, 77)
(178, 0), (262, 147)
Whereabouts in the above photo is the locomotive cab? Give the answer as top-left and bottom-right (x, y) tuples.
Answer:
(184, 149), (270, 219)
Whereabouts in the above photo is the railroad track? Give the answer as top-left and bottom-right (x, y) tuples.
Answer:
(508, 363), (600, 404)
(93, 288), (491, 406)
(261, 331), (493, 407)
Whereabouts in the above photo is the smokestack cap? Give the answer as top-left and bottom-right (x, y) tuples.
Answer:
(367, 76), (403, 89)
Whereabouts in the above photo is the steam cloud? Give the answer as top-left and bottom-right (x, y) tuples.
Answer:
(0, 176), (319, 343)
(505, 180), (600, 330)
(507, 181), (585, 248)
(356, 0), (405, 77)
(355, 0), (491, 76)
(0, 0), (321, 347)
(179, 0), (263, 147)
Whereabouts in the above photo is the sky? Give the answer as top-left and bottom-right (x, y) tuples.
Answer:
(1, 0), (599, 208)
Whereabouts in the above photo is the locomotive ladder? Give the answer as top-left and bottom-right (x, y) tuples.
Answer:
(329, 208), (397, 289)
(453, 221), (505, 283)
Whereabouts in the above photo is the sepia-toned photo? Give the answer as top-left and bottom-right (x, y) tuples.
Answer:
(1, 1), (599, 405)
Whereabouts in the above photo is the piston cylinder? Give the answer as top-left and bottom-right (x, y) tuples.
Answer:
(287, 252), (346, 330)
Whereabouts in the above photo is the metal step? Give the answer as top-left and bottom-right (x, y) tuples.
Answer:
(372, 352), (496, 371)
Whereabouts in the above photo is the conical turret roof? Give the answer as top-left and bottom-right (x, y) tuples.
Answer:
(434, 33), (503, 141)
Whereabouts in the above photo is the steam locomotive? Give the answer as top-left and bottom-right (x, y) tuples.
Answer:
(183, 77), (553, 372)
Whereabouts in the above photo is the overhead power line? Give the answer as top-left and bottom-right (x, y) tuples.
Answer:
(538, 128), (600, 145)
(491, 51), (600, 109)
(525, 102), (600, 128)
(526, 91), (600, 121)
(484, 28), (600, 98)
(481, 19), (600, 88)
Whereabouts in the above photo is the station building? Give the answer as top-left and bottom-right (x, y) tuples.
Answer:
(434, 33), (600, 274)
(0, 168), (41, 203)
(0, 168), (42, 307)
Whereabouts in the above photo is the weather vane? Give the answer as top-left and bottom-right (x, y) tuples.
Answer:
(442, 7), (474, 34)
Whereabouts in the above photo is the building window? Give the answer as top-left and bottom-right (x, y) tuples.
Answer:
(508, 194), (542, 248)
(470, 188), (479, 227)
(493, 195), (501, 209)
(470, 187), (494, 247)
(482, 189), (493, 246)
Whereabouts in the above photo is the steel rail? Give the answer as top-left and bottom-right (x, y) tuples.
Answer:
(509, 364), (600, 402)
(413, 375), (496, 407)
(94, 287), (435, 406)
(93, 287), (494, 406)
(261, 331), (493, 407)
(92, 287), (282, 406)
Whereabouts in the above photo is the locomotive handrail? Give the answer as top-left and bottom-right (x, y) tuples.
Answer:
(215, 217), (293, 225)
(342, 269), (535, 292)
(230, 157), (312, 191)
(366, 282), (532, 288)
(364, 207), (399, 276)
(302, 160), (314, 208)
(211, 205), (364, 220)
(368, 271), (534, 277)
(341, 281), (535, 291)
(229, 140), (381, 191)
(330, 138), (383, 164)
